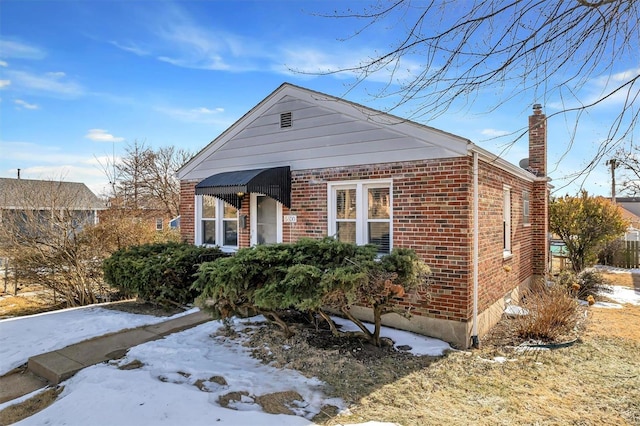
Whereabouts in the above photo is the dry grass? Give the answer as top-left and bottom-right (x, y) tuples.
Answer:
(0, 294), (60, 318)
(322, 271), (640, 426)
(0, 387), (63, 425)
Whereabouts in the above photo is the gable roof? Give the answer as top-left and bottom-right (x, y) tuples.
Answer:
(0, 178), (105, 210)
(178, 82), (537, 182)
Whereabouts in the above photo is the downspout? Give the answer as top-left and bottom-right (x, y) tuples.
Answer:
(471, 151), (480, 349)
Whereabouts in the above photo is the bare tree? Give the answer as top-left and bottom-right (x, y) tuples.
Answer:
(0, 179), (106, 306)
(105, 141), (191, 218)
(319, 0), (639, 180)
(610, 147), (640, 196)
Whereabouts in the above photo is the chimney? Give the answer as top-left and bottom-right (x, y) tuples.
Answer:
(529, 103), (549, 278)
(528, 104), (547, 177)
(17, 169), (21, 179)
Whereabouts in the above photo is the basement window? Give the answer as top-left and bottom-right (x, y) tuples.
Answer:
(280, 112), (292, 128)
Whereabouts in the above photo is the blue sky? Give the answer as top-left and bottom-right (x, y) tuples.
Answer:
(1, 0), (637, 197)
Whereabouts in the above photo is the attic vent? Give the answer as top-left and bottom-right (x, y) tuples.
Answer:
(280, 112), (292, 128)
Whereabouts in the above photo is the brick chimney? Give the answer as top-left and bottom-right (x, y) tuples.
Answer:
(529, 104), (549, 278)
(528, 104), (547, 177)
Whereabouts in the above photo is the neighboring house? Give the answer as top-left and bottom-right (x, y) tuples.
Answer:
(102, 196), (173, 233)
(615, 197), (640, 240)
(177, 83), (549, 348)
(0, 178), (104, 231)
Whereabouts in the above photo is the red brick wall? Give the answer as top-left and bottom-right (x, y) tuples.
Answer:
(476, 161), (534, 315)
(180, 180), (196, 244)
(180, 157), (539, 324)
(287, 160), (473, 322)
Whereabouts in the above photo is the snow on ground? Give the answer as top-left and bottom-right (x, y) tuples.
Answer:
(590, 285), (640, 308)
(0, 305), (196, 376)
(0, 307), (450, 426)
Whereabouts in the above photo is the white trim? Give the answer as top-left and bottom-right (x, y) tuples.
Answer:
(195, 195), (239, 250)
(250, 193), (283, 246)
(470, 144), (538, 182)
(327, 179), (393, 253)
(503, 185), (512, 257)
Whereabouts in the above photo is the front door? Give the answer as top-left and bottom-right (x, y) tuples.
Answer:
(250, 194), (282, 245)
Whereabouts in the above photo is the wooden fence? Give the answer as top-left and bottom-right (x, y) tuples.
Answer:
(610, 240), (640, 269)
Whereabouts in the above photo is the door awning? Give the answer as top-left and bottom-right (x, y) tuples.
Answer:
(195, 166), (291, 209)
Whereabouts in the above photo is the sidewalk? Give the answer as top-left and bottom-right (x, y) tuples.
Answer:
(0, 310), (211, 404)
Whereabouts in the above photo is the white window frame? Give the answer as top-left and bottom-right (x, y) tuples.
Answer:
(327, 179), (393, 253)
(194, 195), (239, 251)
(522, 190), (530, 226)
(155, 217), (164, 231)
(503, 185), (512, 257)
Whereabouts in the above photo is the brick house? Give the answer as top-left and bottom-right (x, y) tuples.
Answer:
(177, 83), (549, 348)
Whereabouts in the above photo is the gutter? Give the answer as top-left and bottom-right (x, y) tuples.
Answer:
(472, 151), (480, 348)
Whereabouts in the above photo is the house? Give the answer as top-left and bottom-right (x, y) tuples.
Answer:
(0, 177), (104, 230)
(177, 83), (549, 348)
(103, 195), (174, 234)
(614, 197), (640, 240)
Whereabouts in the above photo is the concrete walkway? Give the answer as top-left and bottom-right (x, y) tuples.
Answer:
(0, 310), (211, 404)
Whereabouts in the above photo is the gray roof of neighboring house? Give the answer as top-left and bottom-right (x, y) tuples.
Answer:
(616, 197), (640, 218)
(0, 178), (105, 210)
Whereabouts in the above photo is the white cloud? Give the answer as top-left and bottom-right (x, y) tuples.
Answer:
(155, 105), (228, 124)
(6, 70), (83, 97)
(109, 41), (150, 56)
(0, 60), (7, 67)
(0, 80), (10, 89)
(14, 99), (39, 110)
(480, 128), (510, 138)
(0, 39), (46, 60)
(85, 129), (125, 143)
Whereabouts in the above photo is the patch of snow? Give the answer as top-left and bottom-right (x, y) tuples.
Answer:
(0, 305), (197, 375)
(331, 316), (451, 356)
(504, 305), (529, 316)
(3, 307), (448, 426)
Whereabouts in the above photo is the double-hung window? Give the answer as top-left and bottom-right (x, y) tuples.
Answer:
(503, 185), (512, 257)
(198, 195), (238, 249)
(329, 180), (392, 254)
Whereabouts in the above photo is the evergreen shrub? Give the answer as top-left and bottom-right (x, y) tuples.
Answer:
(103, 242), (227, 306)
(193, 237), (431, 346)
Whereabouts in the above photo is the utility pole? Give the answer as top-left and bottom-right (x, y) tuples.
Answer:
(606, 159), (617, 203)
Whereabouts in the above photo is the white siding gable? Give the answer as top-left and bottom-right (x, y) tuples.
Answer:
(178, 84), (470, 181)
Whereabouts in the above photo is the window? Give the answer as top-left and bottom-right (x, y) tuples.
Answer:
(503, 186), (512, 256)
(155, 218), (163, 231)
(522, 190), (530, 225)
(329, 180), (392, 254)
(197, 195), (238, 248)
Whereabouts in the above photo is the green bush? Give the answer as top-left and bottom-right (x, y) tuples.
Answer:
(193, 238), (431, 346)
(103, 242), (227, 307)
(554, 268), (612, 300)
(577, 269), (613, 299)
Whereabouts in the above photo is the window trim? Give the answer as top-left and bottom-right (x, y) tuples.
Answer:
(327, 179), (393, 254)
(522, 190), (530, 226)
(155, 217), (164, 231)
(195, 195), (239, 251)
(503, 185), (512, 258)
